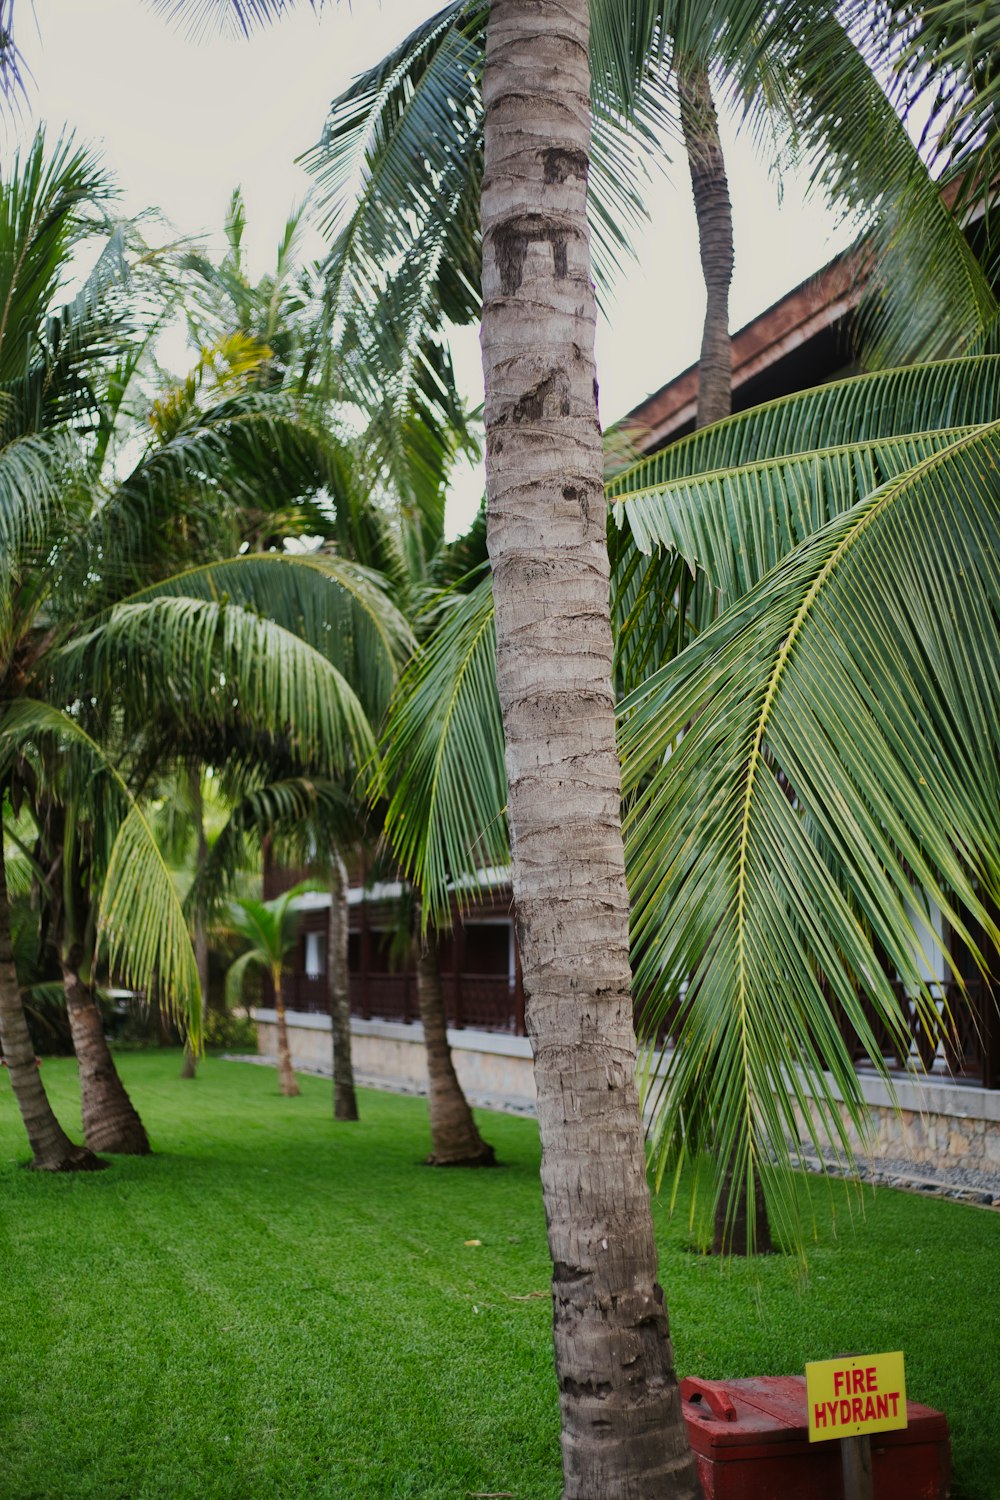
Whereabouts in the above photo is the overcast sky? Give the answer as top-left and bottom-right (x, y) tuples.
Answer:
(9, 1), (853, 527)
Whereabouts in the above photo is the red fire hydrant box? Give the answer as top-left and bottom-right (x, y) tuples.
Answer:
(680, 1374), (950, 1500)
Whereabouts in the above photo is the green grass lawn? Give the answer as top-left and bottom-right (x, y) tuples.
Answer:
(1, 1052), (997, 1500)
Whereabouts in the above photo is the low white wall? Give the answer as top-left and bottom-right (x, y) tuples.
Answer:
(255, 1009), (1000, 1172)
(254, 1010), (536, 1111)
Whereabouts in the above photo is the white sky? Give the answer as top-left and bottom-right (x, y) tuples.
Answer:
(10, 0), (853, 530)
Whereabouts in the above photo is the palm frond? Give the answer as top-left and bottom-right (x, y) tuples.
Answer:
(78, 550), (412, 725)
(621, 420), (1000, 1248)
(56, 595), (379, 779)
(149, 0), (320, 42)
(608, 354), (1000, 493)
(730, 4), (997, 366)
(617, 424), (984, 603)
(379, 570), (508, 929)
(189, 777), (357, 920)
(223, 948), (262, 1011)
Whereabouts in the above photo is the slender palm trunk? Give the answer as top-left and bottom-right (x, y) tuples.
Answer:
(0, 840), (104, 1171)
(273, 967), (300, 1098)
(481, 4), (699, 1493)
(679, 54), (734, 429)
(680, 62), (773, 1255)
(416, 939), (494, 1166)
(61, 949), (150, 1155)
(329, 851), (358, 1120)
(712, 1161), (774, 1256)
(181, 770), (209, 1079)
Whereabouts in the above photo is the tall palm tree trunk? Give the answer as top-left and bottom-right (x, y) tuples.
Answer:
(0, 840), (104, 1171)
(181, 770), (209, 1079)
(681, 61), (773, 1254)
(481, 3), (699, 1493)
(328, 850), (358, 1120)
(61, 949), (150, 1155)
(678, 54), (734, 429)
(416, 939), (494, 1166)
(273, 967), (300, 1098)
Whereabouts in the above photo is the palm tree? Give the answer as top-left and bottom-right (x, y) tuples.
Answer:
(224, 885), (315, 1096)
(0, 128), (151, 1171)
(0, 137), (409, 1163)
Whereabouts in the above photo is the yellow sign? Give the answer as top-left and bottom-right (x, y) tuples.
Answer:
(806, 1352), (907, 1442)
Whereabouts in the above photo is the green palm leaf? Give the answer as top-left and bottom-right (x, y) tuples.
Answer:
(730, 3), (998, 366)
(621, 421), (1000, 1246)
(609, 354), (1000, 493)
(190, 777), (357, 920)
(618, 425), (982, 603)
(57, 595), (379, 778)
(379, 570), (508, 929)
(82, 551), (412, 725)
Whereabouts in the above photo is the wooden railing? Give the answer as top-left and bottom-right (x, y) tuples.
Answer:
(278, 971), (998, 1089)
(281, 970), (525, 1035)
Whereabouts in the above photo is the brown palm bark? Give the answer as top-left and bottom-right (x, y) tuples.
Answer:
(681, 61), (774, 1255)
(0, 840), (104, 1171)
(481, 3), (699, 1493)
(273, 967), (300, 1097)
(328, 850), (358, 1120)
(416, 939), (494, 1166)
(61, 949), (150, 1155)
(712, 1161), (774, 1256)
(181, 769), (209, 1079)
(678, 54), (734, 429)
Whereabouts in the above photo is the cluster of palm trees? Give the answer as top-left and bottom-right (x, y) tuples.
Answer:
(2, 2), (998, 1496)
(0, 132), (421, 1168)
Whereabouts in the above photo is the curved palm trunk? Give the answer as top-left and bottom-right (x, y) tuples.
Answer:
(680, 59), (774, 1255)
(273, 967), (300, 1098)
(481, 4), (699, 1493)
(181, 770), (209, 1080)
(328, 851), (358, 1121)
(179, 918), (209, 1079)
(61, 951), (150, 1155)
(679, 54), (734, 429)
(416, 939), (494, 1166)
(0, 841), (104, 1171)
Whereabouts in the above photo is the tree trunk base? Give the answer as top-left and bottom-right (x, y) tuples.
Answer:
(63, 973), (151, 1156)
(424, 1141), (497, 1168)
(28, 1144), (108, 1172)
(334, 1088), (359, 1121)
(180, 1044), (198, 1080)
(712, 1168), (775, 1256)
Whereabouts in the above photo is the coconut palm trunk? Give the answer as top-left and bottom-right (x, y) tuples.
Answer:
(680, 59), (773, 1254)
(181, 770), (210, 1080)
(416, 938), (494, 1166)
(328, 850), (358, 1120)
(678, 53), (734, 429)
(61, 946), (150, 1155)
(273, 965), (300, 1097)
(481, 2), (699, 1492)
(0, 838), (104, 1171)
